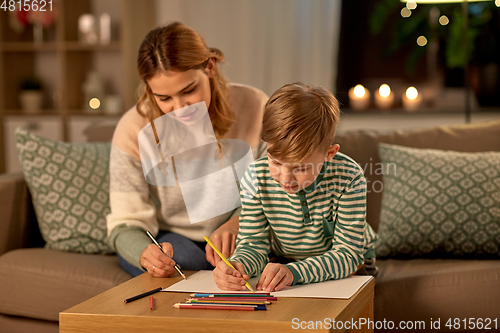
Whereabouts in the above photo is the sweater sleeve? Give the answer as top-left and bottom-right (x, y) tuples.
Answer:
(285, 171), (367, 285)
(106, 143), (159, 270)
(229, 164), (270, 277)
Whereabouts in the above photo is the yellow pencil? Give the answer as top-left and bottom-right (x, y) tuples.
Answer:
(204, 236), (254, 293)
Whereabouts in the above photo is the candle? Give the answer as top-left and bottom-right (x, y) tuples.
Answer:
(348, 84), (370, 110)
(402, 86), (422, 112)
(374, 84), (394, 110)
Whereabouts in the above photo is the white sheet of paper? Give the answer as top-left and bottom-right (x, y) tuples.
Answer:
(162, 270), (372, 299)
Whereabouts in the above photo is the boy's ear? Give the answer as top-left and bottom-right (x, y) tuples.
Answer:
(325, 144), (340, 162)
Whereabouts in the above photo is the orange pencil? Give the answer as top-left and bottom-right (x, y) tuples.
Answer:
(149, 296), (154, 310)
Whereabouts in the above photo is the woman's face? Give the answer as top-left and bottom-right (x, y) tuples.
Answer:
(147, 65), (213, 116)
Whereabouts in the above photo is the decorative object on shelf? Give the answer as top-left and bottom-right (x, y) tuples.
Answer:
(374, 84), (394, 110)
(82, 71), (105, 114)
(78, 14), (98, 44)
(103, 95), (123, 115)
(19, 76), (44, 114)
(402, 86), (423, 112)
(8, 2), (58, 43)
(348, 84), (370, 110)
(100, 13), (111, 44)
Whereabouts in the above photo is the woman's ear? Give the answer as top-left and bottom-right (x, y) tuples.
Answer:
(325, 144), (340, 162)
(204, 58), (216, 78)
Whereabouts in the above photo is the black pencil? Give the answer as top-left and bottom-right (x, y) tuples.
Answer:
(146, 230), (186, 279)
(124, 287), (163, 303)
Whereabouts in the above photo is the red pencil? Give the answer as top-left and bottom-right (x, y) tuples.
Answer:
(149, 296), (154, 310)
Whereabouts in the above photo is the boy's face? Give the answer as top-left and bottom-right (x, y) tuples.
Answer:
(267, 144), (340, 194)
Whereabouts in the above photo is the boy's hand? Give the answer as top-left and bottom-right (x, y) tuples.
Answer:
(206, 217), (238, 266)
(213, 260), (250, 291)
(256, 263), (294, 292)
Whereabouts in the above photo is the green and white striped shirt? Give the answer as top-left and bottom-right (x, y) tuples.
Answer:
(230, 152), (377, 285)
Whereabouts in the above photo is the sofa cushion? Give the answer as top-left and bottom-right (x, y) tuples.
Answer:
(15, 128), (114, 254)
(335, 120), (500, 232)
(0, 314), (58, 333)
(376, 143), (500, 258)
(0, 248), (131, 322)
(375, 259), (500, 327)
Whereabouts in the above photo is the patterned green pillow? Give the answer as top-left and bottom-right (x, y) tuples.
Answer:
(15, 128), (114, 254)
(376, 143), (500, 258)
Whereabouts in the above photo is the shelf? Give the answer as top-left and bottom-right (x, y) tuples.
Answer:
(67, 109), (125, 117)
(0, 0), (156, 173)
(1, 41), (122, 52)
(2, 42), (59, 52)
(63, 41), (122, 51)
(3, 109), (60, 116)
(2, 109), (126, 117)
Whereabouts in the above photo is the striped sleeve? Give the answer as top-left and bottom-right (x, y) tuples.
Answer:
(229, 163), (270, 277)
(285, 170), (367, 284)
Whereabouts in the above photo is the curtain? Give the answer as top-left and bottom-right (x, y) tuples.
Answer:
(155, 0), (341, 96)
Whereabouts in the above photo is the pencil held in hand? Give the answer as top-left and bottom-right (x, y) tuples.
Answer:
(146, 230), (186, 279)
(203, 236), (254, 293)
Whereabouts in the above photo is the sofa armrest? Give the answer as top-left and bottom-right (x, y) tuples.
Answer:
(0, 172), (43, 255)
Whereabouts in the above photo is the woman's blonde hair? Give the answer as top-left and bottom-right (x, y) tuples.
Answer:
(136, 22), (234, 139)
(262, 82), (340, 162)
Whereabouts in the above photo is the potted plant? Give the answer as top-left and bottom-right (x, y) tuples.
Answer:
(19, 76), (44, 113)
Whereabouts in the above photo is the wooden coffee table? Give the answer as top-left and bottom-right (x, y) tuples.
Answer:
(60, 271), (374, 333)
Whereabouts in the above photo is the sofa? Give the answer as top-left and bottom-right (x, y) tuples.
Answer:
(0, 119), (499, 333)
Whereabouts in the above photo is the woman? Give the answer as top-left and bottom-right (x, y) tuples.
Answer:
(107, 22), (268, 278)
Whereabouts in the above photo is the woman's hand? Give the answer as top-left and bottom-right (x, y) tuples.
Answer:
(140, 242), (179, 277)
(256, 263), (294, 292)
(213, 260), (250, 291)
(206, 216), (239, 266)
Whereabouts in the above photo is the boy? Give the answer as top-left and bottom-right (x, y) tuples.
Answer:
(213, 82), (377, 292)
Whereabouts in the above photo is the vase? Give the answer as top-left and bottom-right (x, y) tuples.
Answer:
(33, 23), (43, 44)
(20, 91), (43, 114)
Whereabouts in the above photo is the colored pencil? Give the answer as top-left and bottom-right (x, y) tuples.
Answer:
(173, 303), (266, 311)
(124, 287), (163, 303)
(189, 297), (277, 302)
(186, 300), (271, 305)
(149, 296), (154, 310)
(190, 293), (270, 297)
(182, 302), (263, 308)
(146, 231), (186, 279)
(203, 236), (254, 292)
